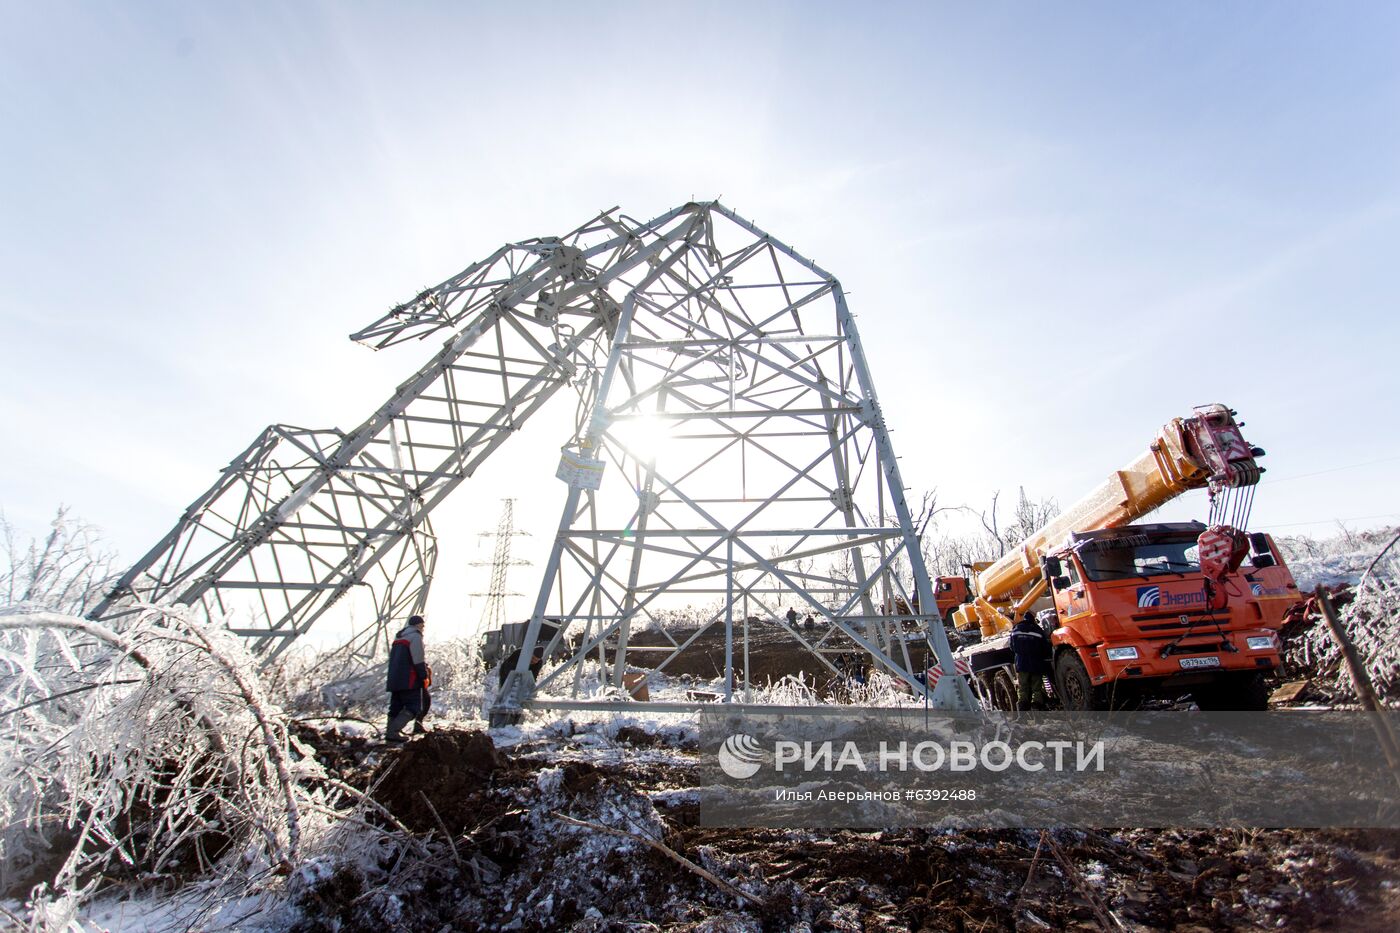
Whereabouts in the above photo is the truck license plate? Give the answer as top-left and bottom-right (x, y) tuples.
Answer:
(1178, 656), (1221, 670)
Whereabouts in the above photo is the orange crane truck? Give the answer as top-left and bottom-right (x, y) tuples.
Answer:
(885, 577), (971, 624)
(950, 404), (1301, 711)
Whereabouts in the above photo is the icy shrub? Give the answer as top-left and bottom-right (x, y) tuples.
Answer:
(0, 605), (419, 927)
(0, 508), (117, 616)
(1279, 530), (1400, 703)
(1276, 525), (1399, 592)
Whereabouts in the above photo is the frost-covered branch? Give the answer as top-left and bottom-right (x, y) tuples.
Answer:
(1278, 529), (1400, 704)
(0, 601), (432, 928)
(0, 508), (117, 615)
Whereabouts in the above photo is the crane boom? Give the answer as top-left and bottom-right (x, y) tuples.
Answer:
(970, 404), (1262, 610)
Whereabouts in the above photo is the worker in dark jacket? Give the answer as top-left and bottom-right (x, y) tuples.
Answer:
(386, 615), (429, 743)
(1010, 611), (1050, 710)
(497, 644), (544, 690)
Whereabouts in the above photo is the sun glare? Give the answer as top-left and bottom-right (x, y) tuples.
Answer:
(607, 413), (678, 463)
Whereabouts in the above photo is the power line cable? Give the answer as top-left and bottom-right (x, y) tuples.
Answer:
(1253, 512), (1400, 530)
(1263, 454), (1400, 485)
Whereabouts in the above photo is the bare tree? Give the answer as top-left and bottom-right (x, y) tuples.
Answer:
(978, 490), (1004, 556)
(768, 542), (817, 599)
(1, 507), (117, 614)
(915, 488), (1059, 580)
(1005, 487), (1061, 548)
(825, 548), (856, 611)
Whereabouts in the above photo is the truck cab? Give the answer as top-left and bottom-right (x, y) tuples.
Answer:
(933, 576), (971, 621)
(1042, 521), (1296, 709)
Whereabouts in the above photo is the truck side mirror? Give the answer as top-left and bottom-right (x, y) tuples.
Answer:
(1250, 553), (1276, 569)
(1051, 575), (1071, 590)
(1248, 532), (1270, 554)
(1043, 556), (1062, 577)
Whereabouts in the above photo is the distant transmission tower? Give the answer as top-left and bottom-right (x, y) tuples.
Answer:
(470, 499), (531, 634)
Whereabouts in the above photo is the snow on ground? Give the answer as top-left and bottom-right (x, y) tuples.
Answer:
(62, 887), (293, 933)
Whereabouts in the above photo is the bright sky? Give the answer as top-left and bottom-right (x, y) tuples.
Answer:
(3, 2), (1398, 633)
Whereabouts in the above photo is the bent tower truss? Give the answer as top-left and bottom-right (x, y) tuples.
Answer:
(89, 202), (974, 710)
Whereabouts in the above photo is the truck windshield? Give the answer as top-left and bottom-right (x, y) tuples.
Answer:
(1075, 535), (1201, 582)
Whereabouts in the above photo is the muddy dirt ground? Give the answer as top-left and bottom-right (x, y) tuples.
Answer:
(289, 724), (1400, 932)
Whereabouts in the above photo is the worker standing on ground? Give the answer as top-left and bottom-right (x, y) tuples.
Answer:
(786, 606), (799, 627)
(1010, 611), (1050, 710)
(386, 614), (430, 743)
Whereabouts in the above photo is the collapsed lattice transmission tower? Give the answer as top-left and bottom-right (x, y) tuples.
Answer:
(89, 202), (974, 711)
(469, 499), (530, 636)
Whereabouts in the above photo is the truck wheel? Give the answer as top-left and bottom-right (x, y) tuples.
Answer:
(1054, 651), (1100, 711)
(989, 669), (1019, 711)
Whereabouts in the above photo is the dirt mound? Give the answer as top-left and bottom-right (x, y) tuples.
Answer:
(298, 729), (730, 931)
(370, 729), (511, 832)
